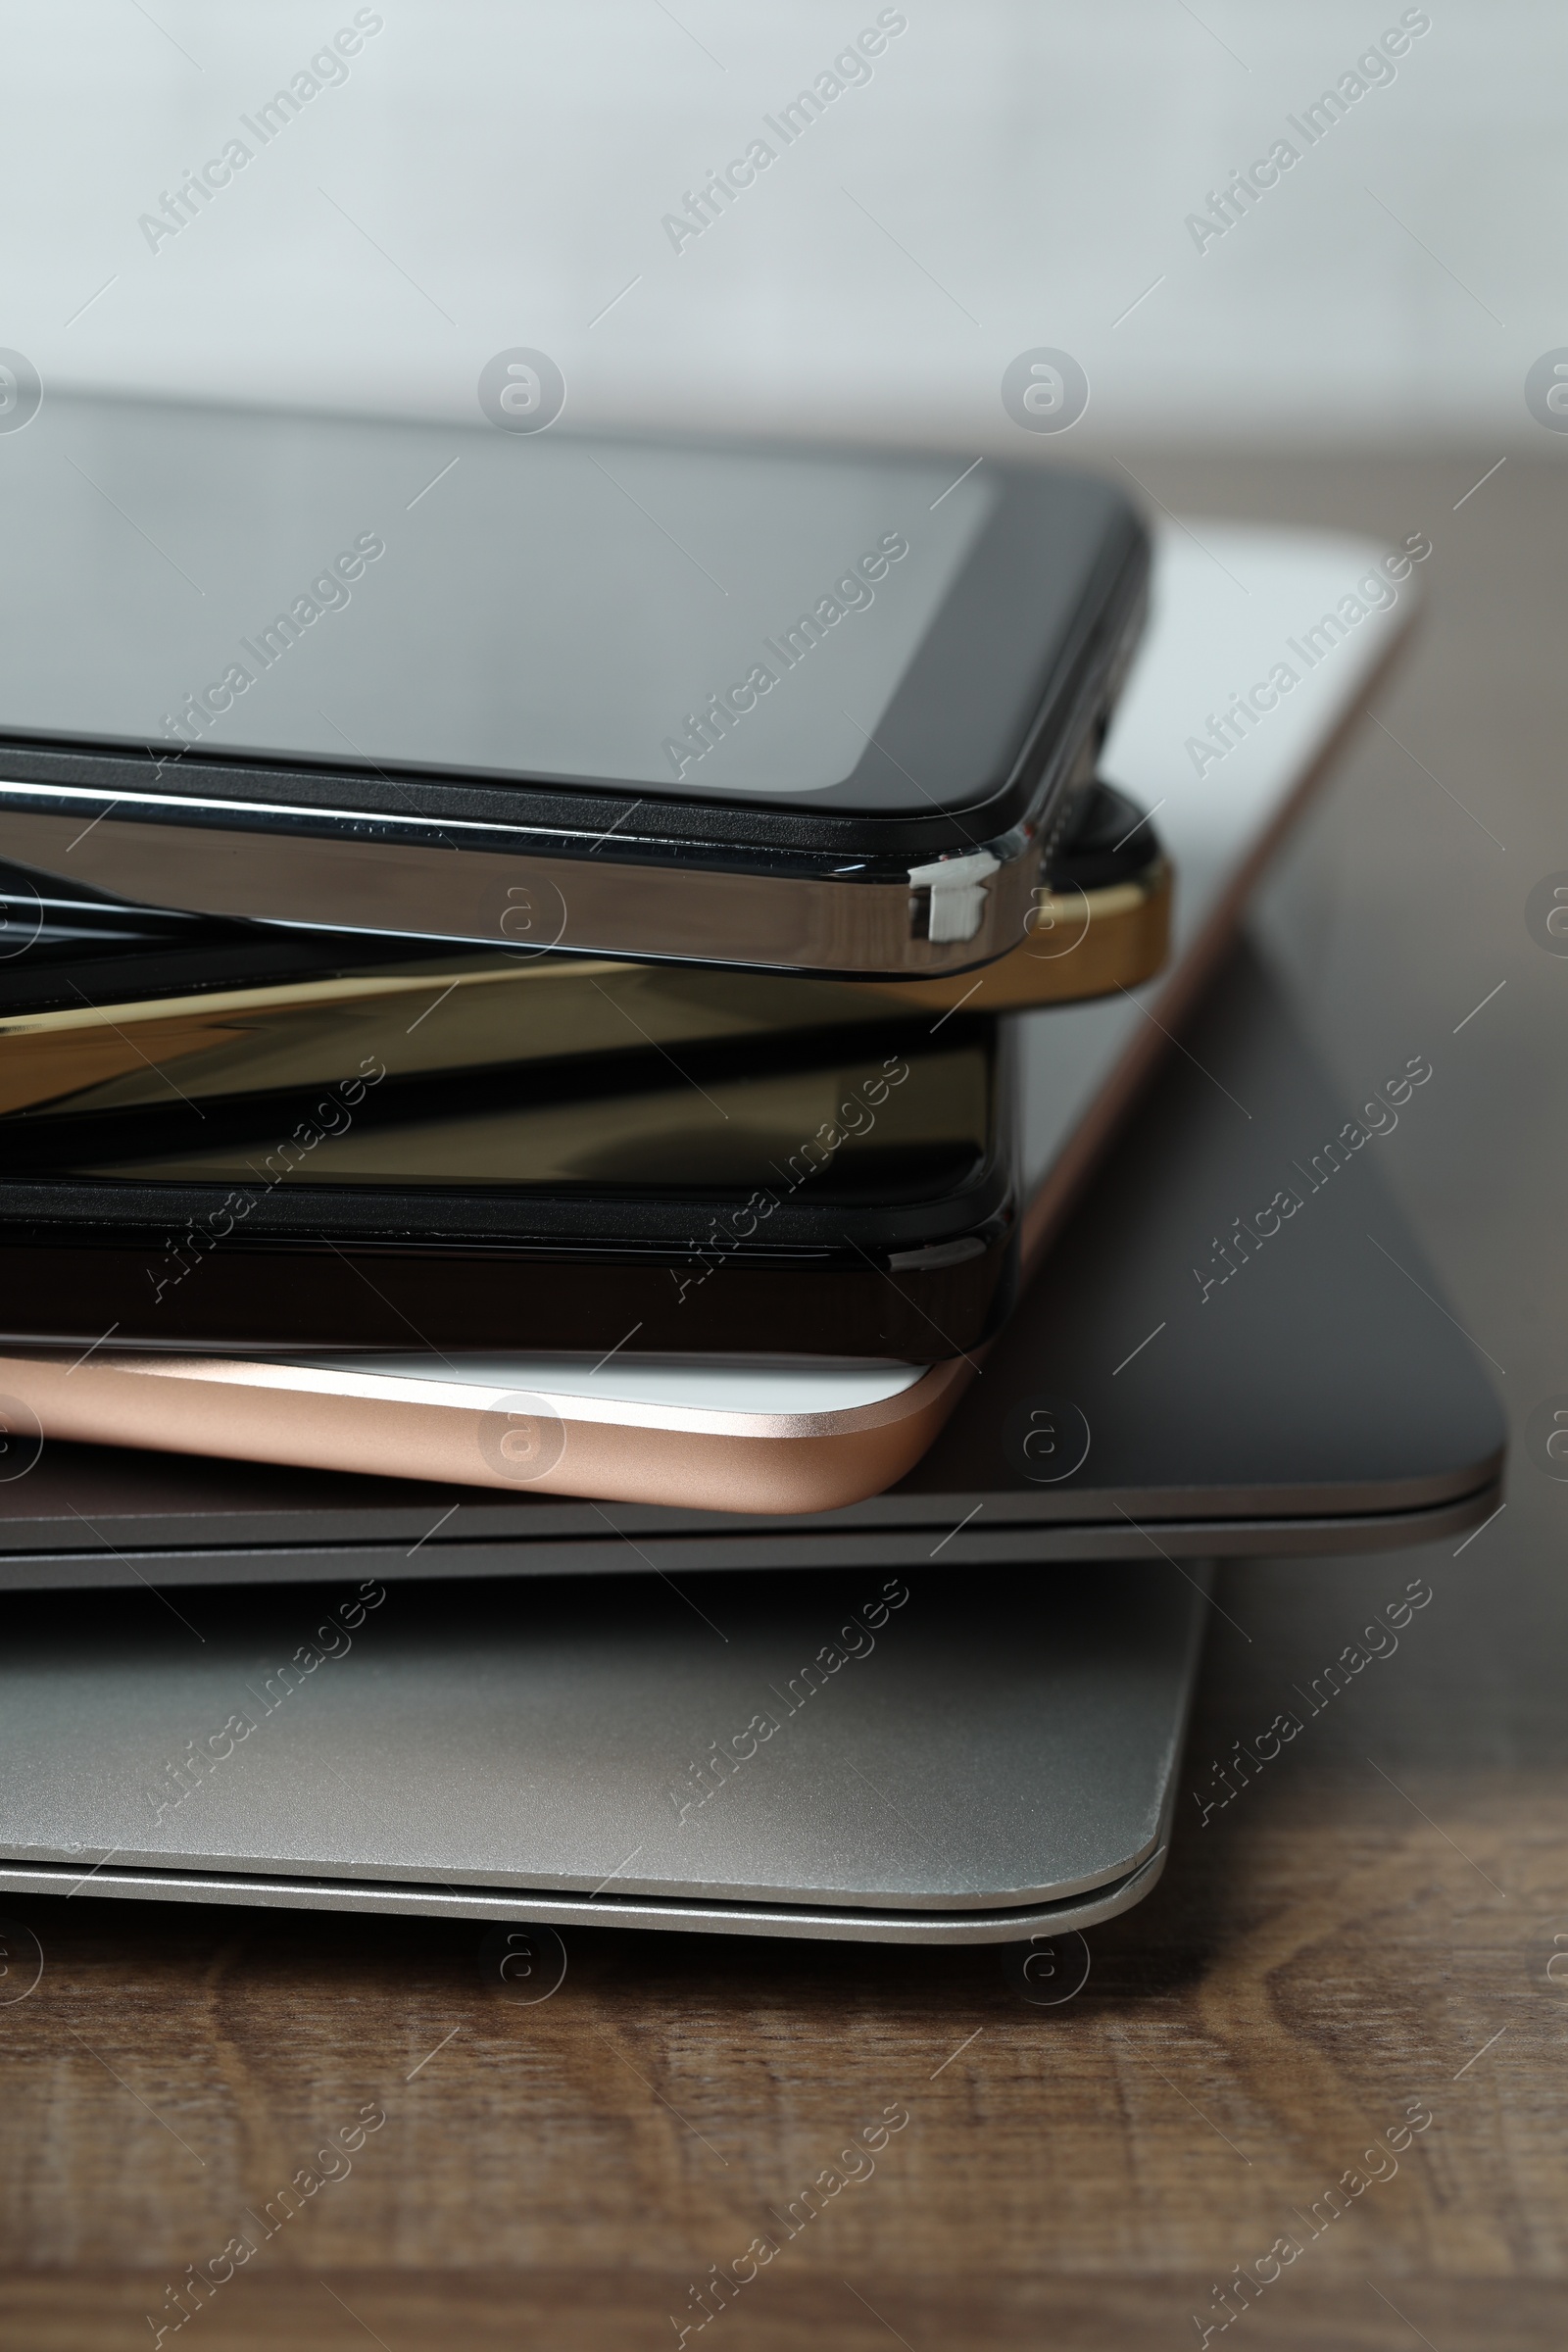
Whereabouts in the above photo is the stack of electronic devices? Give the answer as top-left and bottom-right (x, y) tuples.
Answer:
(0, 400), (1503, 1947)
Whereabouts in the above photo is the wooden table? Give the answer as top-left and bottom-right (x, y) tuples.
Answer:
(3, 451), (1564, 2348)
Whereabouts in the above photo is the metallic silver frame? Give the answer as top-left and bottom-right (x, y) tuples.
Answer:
(0, 777), (1065, 979)
(0, 1845), (1170, 1948)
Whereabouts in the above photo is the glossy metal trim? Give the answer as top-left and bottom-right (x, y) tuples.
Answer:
(0, 1347), (971, 1515)
(0, 784), (1054, 978)
(0, 1844), (1169, 1946)
(0, 1476), (1503, 1592)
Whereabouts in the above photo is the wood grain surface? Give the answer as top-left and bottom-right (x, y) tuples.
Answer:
(2, 451), (1565, 2348)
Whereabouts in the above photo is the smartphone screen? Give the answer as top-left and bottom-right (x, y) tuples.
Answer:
(0, 399), (1097, 812)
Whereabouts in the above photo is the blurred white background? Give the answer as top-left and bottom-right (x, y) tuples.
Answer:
(3, 0), (1560, 448)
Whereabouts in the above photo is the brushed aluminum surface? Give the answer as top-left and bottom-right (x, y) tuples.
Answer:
(0, 1566), (1202, 1934)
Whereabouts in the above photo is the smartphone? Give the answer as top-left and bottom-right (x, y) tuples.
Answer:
(0, 518), (1421, 1509)
(0, 396), (1149, 978)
